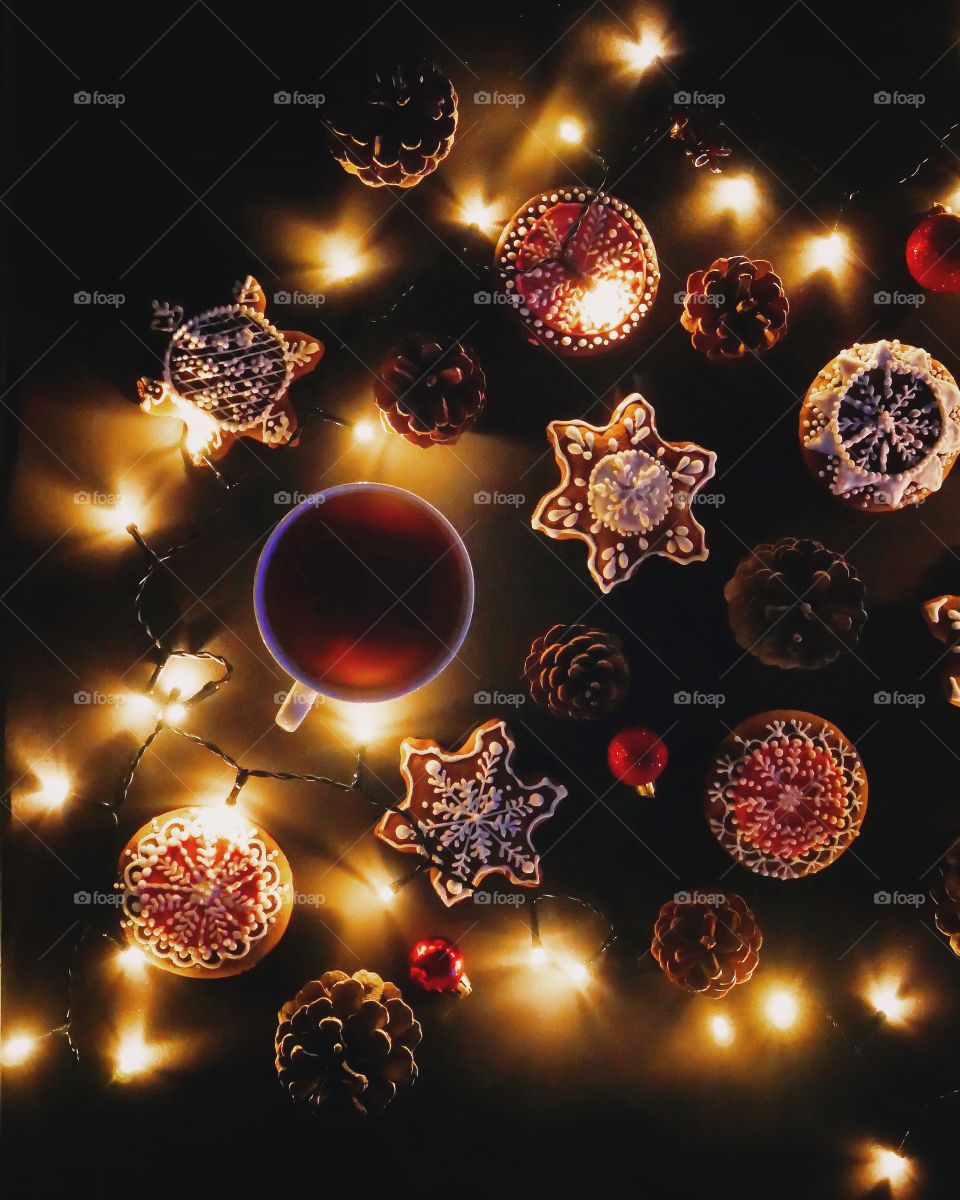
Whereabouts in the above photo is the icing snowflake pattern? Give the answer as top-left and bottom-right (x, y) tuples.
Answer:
(375, 720), (567, 907)
(118, 809), (291, 972)
(532, 393), (718, 593)
(801, 339), (960, 509)
(705, 714), (867, 879)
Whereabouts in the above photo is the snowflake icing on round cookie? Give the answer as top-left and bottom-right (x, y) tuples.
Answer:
(532, 394), (718, 592)
(800, 339), (960, 511)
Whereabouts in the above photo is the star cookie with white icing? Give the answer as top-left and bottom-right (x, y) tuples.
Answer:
(531, 394), (718, 593)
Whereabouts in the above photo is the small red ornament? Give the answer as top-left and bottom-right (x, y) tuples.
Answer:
(906, 205), (960, 293)
(408, 936), (471, 996)
(607, 727), (668, 796)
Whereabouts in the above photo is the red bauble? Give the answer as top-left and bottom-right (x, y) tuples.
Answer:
(408, 937), (471, 996)
(906, 205), (960, 293)
(607, 727), (668, 795)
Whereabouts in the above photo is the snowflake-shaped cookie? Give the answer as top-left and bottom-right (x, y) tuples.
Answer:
(705, 711), (867, 880)
(532, 394), (718, 593)
(375, 719), (567, 907)
(800, 339), (960, 511)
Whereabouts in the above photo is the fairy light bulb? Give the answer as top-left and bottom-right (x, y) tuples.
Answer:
(868, 980), (908, 1023)
(529, 944), (547, 967)
(563, 958), (589, 987)
(579, 278), (633, 330)
(1, 1034), (37, 1067)
(625, 33), (665, 71)
(765, 988), (799, 1030)
(804, 230), (848, 273)
(379, 883), (397, 905)
(557, 116), (585, 146)
(709, 1013), (734, 1047)
(353, 420), (375, 444)
(461, 194), (498, 231)
(322, 237), (364, 283)
(872, 1146), (911, 1188)
(115, 1031), (155, 1079)
(163, 700), (187, 725)
(32, 765), (71, 810)
(117, 946), (149, 976)
(713, 175), (758, 215)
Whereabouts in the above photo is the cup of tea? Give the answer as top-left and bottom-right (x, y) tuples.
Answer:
(254, 482), (474, 730)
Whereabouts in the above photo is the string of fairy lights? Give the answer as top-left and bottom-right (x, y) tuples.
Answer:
(5, 22), (960, 1191)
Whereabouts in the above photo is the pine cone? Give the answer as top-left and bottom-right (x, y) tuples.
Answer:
(681, 255), (788, 361)
(275, 969), (422, 1116)
(374, 333), (486, 447)
(523, 623), (629, 719)
(932, 845), (960, 958)
(325, 57), (458, 188)
(652, 892), (762, 998)
(725, 537), (867, 670)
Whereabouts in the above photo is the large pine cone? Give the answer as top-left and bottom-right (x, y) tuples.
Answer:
(374, 333), (486, 447)
(725, 537), (867, 670)
(523, 623), (629, 719)
(681, 255), (788, 361)
(275, 970), (422, 1116)
(652, 892), (762, 998)
(325, 57), (458, 188)
(932, 845), (960, 958)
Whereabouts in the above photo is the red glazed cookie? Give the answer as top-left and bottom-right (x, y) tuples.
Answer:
(531, 393), (717, 593)
(705, 711), (867, 880)
(494, 187), (659, 355)
(799, 339), (960, 512)
(117, 807), (293, 978)
(375, 719), (566, 907)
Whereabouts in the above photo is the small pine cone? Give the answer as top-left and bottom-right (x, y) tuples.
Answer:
(325, 57), (458, 188)
(724, 537), (867, 670)
(652, 892), (762, 998)
(374, 334), (486, 448)
(275, 969), (422, 1116)
(681, 255), (789, 361)
(523, 623), (629, 720)
(932, 845), (960, 958)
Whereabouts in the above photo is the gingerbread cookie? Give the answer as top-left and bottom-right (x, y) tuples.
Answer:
(494, 188), (659, 355)
(705, 711), (867, 880)
(375, 719), (566, 907)
(117, 807), (293, 978)
(799, 339), (960, 511)
(532, 393), (718, 593)
(138, 275), (323, 463)
(922, 595), (960, 707)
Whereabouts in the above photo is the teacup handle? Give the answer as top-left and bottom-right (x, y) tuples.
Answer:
(276, 681), (318, 732)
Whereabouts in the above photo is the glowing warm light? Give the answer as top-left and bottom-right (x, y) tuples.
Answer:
(1, 1034), (37, 1067)
(127, 692), (157, 721)
(765, 988), (800, 1030)
(378, 883), (396, 905)
(115, 1030), (156, 1079)
(320, 236), (365, 283)
(562, 958), (590, 987)
(709, 1013), (734, 1047)
(712, 175), (758, 215)
(180, 403), (221, 459)
(31, 765), (71, 810)
(153, 656), (211, 703)
(460, 194), (499, 232)
(349, 704), (379, 745)
(163, 701), (187, 725)
(868, 979), (911, 1024)
(579, 278), (634, 331)
(193, 806), (247, 841)
(117, 946), (149, 976)
(92, 493), (147, 535)
(872, 1147), (912, 1188)
(353, 420), (376, 444)
(529, 944), (547, 967)
(557, 116), (585, 146)
(624, 32), (665, 72)
(803, 230), (848, 274)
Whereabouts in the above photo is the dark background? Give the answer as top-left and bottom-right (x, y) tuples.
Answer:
(3, 0), (960, 1193)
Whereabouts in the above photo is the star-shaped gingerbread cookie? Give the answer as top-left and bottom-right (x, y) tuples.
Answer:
(531, 394), (718, 593)
(375, 719), (567, 907)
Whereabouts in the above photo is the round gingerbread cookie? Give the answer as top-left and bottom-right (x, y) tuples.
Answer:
(799, 338), (960, 512)
(705, 710), (867, 880)
(117, 806), (293, 979)
(493, 187), (659, 356)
